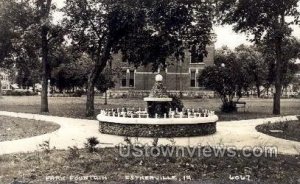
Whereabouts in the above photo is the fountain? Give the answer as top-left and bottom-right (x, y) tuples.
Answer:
(97, 74), (218, 137)
(144, 74), (172, 118)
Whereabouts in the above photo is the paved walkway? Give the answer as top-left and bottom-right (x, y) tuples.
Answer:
(0, 111), (299, 155)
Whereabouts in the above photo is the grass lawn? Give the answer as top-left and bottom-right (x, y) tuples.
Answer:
(0, 116), (60, 142)
(0, 96), (299, 121)
(256, 119), (300, 142)
(0, 147), (299, 184)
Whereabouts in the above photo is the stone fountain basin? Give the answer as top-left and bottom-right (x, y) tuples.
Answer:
(144, 97), (173, 102)
(97, 114), (218, 137)
(97, 114), (218, 125)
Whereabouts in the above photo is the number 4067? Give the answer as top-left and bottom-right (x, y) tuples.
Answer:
(229, 175), (251, 181)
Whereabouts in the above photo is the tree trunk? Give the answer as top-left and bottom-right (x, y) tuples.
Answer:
(273, 38), (283, 115)
(0, 79), (2, 97)
(86, 74), (96, 117)
(85, 40), (112, 117)
(41, 26), (49, 113)
(273, 14), (285, 115)
(256, 83), (261, 98)
(85, 62), (107, 117)
(40, 0), (52, 113)
(104, 90), (107, 105)
(273, 79), (281, 115)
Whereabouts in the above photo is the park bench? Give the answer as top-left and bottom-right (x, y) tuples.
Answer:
(234, 101), (246, 112)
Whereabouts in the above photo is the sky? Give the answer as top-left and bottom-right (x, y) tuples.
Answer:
(214, 24), (300, 49)
(53, 0), (300, 50)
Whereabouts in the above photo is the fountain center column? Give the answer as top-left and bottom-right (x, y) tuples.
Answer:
(144, 74), (172, 118)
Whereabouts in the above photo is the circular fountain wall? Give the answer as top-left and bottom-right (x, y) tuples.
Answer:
(97, 74), (218, 137)
(97, 109), (218, 137)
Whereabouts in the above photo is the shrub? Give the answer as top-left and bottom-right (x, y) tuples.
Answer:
(4, 90), (38, 96)
(124, 137), (132, 146)
(38, 140), (51, 154)
(152, 138), (159, 146)
(50, 90), (85, 97)
(72, 90), (84, 97)
(169, 95), (184, 111)
(84, 137), (100, 153)
(68, 146), (80, 159)
(221, 102), (237, 113)
(121, 94), (128, 98)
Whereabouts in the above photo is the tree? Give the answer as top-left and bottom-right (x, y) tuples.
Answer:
(0, 1), (13, 63)
(50, 45), (84, 92)
(64, 0), (214, 117)
(0, 0), (25, 94)
(36, 0), (54, 112)
(0, 0), (64, 112)
(14, 27), (41, 90)
(63, 0), (146, 116)
(217, 0), (300, 115)
(199, 47), (250, 112)
(258, 37), (300, 96)
(235, 45), (268, 97)
(95, 67), (115, 105)
(1, 0), (45, 94)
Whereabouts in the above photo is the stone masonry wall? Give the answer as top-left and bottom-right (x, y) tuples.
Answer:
(99, 121), (217, 137)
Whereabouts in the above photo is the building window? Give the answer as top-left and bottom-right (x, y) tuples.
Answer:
(190, 70), (196, 87)
(129, 70), (134, 87)
(121, 70), (127, 87)
(191, 45), (204, 63)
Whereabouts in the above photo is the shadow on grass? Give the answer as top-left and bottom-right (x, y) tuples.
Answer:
(217, 111), (279, 121)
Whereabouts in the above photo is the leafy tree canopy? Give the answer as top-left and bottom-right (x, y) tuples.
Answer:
(216, 0), (299, 43)
(199, 47), (250, 107)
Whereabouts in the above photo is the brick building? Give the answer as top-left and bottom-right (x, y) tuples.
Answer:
(108, 45), (215, 98)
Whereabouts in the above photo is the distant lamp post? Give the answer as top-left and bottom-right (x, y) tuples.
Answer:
(220, 63), (226, 98)
(48, 79), (51, 96)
